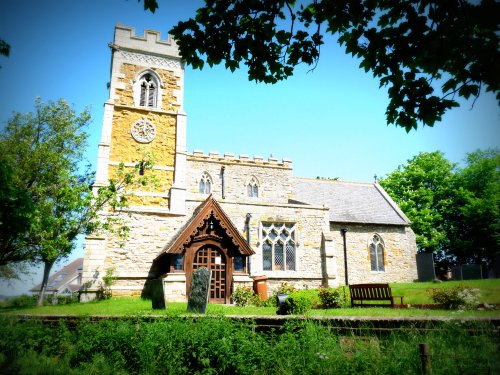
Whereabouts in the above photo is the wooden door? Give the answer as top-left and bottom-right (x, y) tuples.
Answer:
(192, 246), (226, 303)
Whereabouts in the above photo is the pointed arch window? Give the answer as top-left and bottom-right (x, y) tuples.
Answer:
(370, 234), (385, 272)
(199, 172), (212, 194)
(247, 176), (259, 197)
(139, 73), (157, 107)
(262, 223), (296, 271)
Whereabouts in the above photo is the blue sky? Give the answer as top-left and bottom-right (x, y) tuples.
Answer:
(1, 0), (498, 295)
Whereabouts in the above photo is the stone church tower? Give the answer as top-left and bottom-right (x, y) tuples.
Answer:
(82, 24), (188, 299)
(94, 23), (187, 213)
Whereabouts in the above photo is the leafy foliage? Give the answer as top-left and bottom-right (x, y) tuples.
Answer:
(96, 267), (116, 300)
(428, 285), (481, 310)
(379, 151), (458, 254)
(0, 98), (154, 305)
(286, 289), (320, 314)
(0, 160), (34, 270)
(379, 149), (499, 268)
(1, 317), (498, 374)
(449, 149), (500, 265)
(144, 0), (500, 131)
(318, 287), (346, 308)
(231, 286), (258, 307)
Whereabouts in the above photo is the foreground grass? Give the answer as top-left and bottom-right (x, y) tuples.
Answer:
(0, 316), (498, 374)
(2, 279), (499, 318)
(2, 297), (499, 318)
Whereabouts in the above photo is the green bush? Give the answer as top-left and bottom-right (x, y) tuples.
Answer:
(0, 294), (37, 309)
(286, 290), (320, 314)
(318, 287), (346, 308)
(231, 286), (258, 307)
(428, 285), (481, 310)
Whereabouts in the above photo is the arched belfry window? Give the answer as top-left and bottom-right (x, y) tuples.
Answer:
(134, 71), (162, 109)
(247, 176), (259, 198)
(369, 234), (385, 272)
(199, 172), (212, 194)
(140, 74), (157, 107)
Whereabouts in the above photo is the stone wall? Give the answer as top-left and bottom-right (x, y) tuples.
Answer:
(329, 223), (418, 286)
(187, 152), (293, 204)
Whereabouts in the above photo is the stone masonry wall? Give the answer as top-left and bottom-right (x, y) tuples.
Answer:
(107, 63), (181, 207)
(187, 152), (293, 204)
(329, 223), (418, 286)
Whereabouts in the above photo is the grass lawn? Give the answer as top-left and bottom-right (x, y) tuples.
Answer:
(1, 279), (499, 318)
(389, 278), (500, 304)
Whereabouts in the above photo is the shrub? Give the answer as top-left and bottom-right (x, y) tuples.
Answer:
(318, 287), (346, 308)
(97, 267), (116, 300)
(286, 290), (320, 314)
(428, 285), (481, 310)
(0, 294), (37, 309)
(232, 286), (258, 307)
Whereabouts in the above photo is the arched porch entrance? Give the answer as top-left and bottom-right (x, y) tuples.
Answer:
(155, 196), (255, 304)
(192, 245), (227, 304)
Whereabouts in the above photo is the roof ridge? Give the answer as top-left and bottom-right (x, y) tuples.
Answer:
(373, 183), (411, 224)
(294, 177), (373, 186)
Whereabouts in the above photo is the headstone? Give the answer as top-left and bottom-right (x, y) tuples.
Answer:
(452, 264), (483, 280)
(150, 279), (166, 309)
(416, 253), (436, 281)
(187, 267), (211, 313)
(461, 264), (483, 280)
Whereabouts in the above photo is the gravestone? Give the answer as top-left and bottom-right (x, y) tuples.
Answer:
(187, 267), (211, 313)
(416, 253), (436, 281)
(150, 279), (166, 309)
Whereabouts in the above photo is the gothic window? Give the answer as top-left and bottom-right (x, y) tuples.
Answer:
(247, 176), (259, 197)
(139, 74), (157, 107)
(262, 223), (296, 271)
(199, 172), (212, 194)
(369, 234), (385, 272)
(134, 71), (162, 109)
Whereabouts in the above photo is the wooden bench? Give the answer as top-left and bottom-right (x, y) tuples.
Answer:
(349, 283), (404, 307)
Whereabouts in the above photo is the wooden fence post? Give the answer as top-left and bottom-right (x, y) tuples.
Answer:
(419, 343), (432, 374)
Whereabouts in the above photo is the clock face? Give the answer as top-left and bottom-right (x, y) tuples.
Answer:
(131, 119), (156, 143)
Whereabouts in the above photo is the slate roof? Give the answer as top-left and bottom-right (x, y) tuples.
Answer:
(30, 258), (83, 294)
(293, 178), (410, 225)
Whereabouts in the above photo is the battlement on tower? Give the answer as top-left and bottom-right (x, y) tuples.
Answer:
(188, 150), (293, 169)
(113, 23), (180, 58)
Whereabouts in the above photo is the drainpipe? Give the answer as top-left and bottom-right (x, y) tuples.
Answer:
(221, 166), (226, 199)
(341, 228), (349, 285)
(245, 213), (252, 274)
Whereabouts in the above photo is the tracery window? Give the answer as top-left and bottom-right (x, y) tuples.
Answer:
(139, 73), (157, 107)
(262, 223), (296, 271)
(199, 172), (212, 194)
(369, 234), (385, 272)
(247, 176), (259, 197)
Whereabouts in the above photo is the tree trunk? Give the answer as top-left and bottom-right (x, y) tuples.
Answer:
(37, 260), (55, 307)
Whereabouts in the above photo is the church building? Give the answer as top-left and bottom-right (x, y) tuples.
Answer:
(81, 25), (418, 303)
